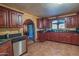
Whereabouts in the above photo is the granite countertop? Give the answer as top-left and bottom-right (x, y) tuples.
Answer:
(37, 29), (77, 33)
(0, 35), (27, 45)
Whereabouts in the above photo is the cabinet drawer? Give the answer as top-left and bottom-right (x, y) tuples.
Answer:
(0, 41), (13, 56)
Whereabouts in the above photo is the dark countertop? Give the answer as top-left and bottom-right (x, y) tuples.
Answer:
(0, 35), (27, 45)
(37, 29), (79, 33)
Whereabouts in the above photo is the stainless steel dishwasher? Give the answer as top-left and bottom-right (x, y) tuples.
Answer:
(13, 40), (26, 56)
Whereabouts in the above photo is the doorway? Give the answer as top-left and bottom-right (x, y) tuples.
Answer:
(23, 19), (35, 42)
(27, 23), (35, 41)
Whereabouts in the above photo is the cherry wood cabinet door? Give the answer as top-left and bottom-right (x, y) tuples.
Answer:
(71, 15), (78, 28)
(58, 32), (65, 43)
(65, 15), (78, 28)
(3, 8), (9, 28)
(37, 18), (44, 29)
(47, 32), (51, 40)
(37, 32), (41, 41)
(37, 18), (51, 29)
(48, 32), (54, 41)
(71, 33), (79, 45)
(48, 32), (57, 41)
(59, 33), (71, 44)
(37, 32), (45, 42)
(9, 10), (17, 28)
(44, 19), (51, 28)
(0, 10), (5, 27)
(47, 32), (59, 42)
(0, 7), (8, 28)
(65, 17), (71, 28)
(53, 32), (59, 41)
(77, 35), (79, 45)
(77, 15), (79, 27)
(44, 32), (49, 40)
(16, 13), (23, 28)
(0, 41), (13, 56)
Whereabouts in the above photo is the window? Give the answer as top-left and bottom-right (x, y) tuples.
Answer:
(52, 19), (65, 29)
(52, 24), (58, 29)
(59, 20), (65, 29)
(59, 24), (65, 29)
(52, 20), (58, 29)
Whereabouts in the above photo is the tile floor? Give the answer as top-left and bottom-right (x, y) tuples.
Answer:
(23, 41), (79, 56)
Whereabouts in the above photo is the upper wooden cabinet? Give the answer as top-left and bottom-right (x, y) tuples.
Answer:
(37, 18), (51, 29)
(37, 18), (44, 29)
(0, 6), (23, 28)
(37, 14), (79, 29)
(16, 13), (23, 28)
(65, 15), (78, 28)
(43, 19), (51, 28)
(0, 7), (8, 28)
(9, 10), (17, 28)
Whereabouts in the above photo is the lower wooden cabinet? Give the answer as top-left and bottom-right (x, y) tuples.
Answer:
(49, 32), (59, 41)
(62, 33), (72, 44)
(37, 32), (79, 45)
(71, 33), (79, 45)
(37, 32), (48, 42)
(0, 41), (13, 56)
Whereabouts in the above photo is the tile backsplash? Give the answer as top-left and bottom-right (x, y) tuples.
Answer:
(0, 28), (22, 35)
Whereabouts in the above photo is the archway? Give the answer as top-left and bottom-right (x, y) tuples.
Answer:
(23, 19), (35, 42)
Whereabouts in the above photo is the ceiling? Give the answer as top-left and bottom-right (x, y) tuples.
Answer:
(2, 3), (79, 17)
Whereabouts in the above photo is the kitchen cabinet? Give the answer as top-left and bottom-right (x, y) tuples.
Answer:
(42, 32), (59, 42)
(48, 32), (58, 41)
(9, 11), (23, 28)
(37, 18), (51, 29)
(16, 13), (23, 28)
(65, 15), (78, 28)
(63, 33), (72, 44)
(37, 32), (79, 45)
(0, 41), (13, 56)
(48, 32), (73, 44)
(77, 14), (79, 27)
(44, 32), (49, 40)
(9, 10), (17, 28)
(0, 6), (23, 28)
(57, 32), (65, 42)
(0, 7), (8, 28)
(37, 32), (46, 42)
(37, 18), (44, 29)
(44, 19), (51, 28)
(71, 33), (79, 45)
(65, 16), (72, 28)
